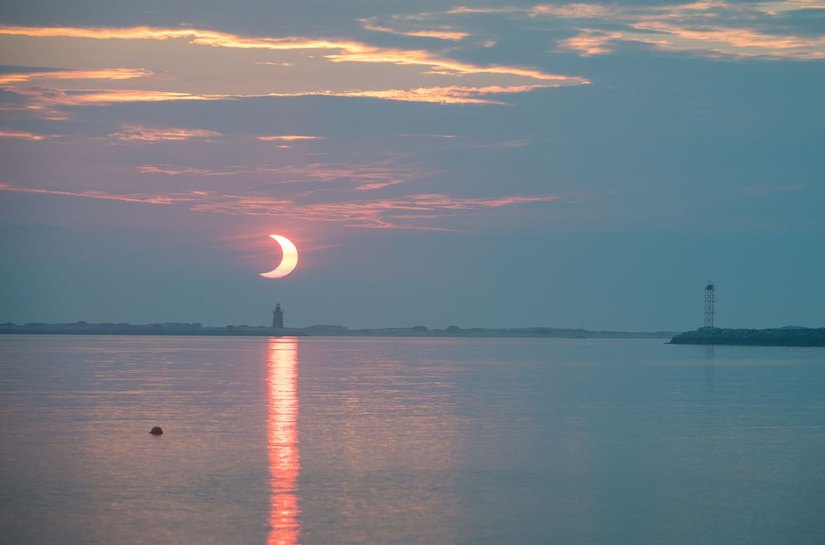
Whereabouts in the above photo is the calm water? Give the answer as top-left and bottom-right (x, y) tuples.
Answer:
(1, 335), (824, 544)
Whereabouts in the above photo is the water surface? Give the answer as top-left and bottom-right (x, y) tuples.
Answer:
(1, 335), (824, 544)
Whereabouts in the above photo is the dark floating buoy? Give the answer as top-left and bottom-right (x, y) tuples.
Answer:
(150, 426), (163, 436)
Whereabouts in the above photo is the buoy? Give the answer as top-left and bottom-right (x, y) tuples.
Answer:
(150, 426), (163, 435)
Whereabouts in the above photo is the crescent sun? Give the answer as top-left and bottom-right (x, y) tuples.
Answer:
(259, 234), (298, 279)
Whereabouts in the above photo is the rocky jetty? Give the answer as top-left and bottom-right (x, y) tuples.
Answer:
(671, 327), (825, 347)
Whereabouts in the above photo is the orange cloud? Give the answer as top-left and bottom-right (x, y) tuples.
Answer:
(0, 26), (588, 113)
(0, 181), (559, 230)
(559, 30), (625, 56)
(257, 135), (323, 142)
(138, 165), (214, 175)
(629, 21), (825, 59)
(188, 191), (560, 229)
(137, 159), (429, 191)
(0, 25), (579, 82)
(308, 84), (564, 105)
(755, 0), (825, 16)
(0, 182), (185, 204)
(530, 3), (617, 19)
(0, 129), (51, 140)
(446, 7), (517, 15)
(361, 21), (470, 41)
(448, 1), (825, 23)
(430, 2), (825, 60)
(5, 87), (221, 116)
(0, 68), (150, 85)
(0, 24), (588, 112)
(562, 24), (825, 59)
(65, 90), (222, 104)
(354, 181), (405, 191)
(109, 125), (222, 141)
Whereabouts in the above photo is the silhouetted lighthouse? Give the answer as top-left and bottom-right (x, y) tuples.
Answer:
(272, 303), (284, 329)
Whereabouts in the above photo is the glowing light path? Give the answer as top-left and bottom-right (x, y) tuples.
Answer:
(266, 338), (300, 545)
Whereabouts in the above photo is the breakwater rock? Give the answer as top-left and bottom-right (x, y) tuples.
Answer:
(671, 327), (825, 347)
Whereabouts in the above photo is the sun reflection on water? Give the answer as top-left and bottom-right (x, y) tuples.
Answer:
(266, 337), (300, 545)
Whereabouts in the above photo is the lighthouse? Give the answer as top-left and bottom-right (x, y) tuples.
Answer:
(272, 303), (284, 329)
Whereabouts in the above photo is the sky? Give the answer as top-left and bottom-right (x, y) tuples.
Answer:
(0, 0), (823, 331)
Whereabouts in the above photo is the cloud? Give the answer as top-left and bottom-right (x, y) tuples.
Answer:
(490, 139), (530, 148)
(627, 21), (825, 60)
(254, 61), (294, 67)
(353, 181), (403, 191)
(0, 68), (151, 85)
(109, 124), (222, 141)
(137, 159), (429, 191)
(561, 23), (825, 59)
(188, 191), (562, 229)
(137, 165), (214, 176)
(0, 181), (560, 230)
(446, 7), (519, 15)
(529, 3), (617, 19)
(409, 1), (825, 60)
(0, 68), (162, 116)
(0, 24), (586, 112)
(305, 84), (563, 105)
(0, 182), (183, 204)
(0, 129), (51, 140)
(3, 86), (221, 119)
(558, 30), (624, 56)
(554, 2), (825, 60)
(361, 19), (470, 41)
(257, 135), (323, 142)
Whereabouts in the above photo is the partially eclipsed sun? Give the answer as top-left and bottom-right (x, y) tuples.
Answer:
(260, 234), (298, 279)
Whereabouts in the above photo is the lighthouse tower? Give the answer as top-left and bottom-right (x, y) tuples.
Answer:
(272, 303), (284, 329)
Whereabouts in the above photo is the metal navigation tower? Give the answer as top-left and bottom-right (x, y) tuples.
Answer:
(704, 281), (715, 328)
(272, 303), (284, 329)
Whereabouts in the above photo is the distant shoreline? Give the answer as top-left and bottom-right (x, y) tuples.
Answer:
(5, 323), (823, 346)
(0, 322), (677, 339)
(670, 327), (825, 347)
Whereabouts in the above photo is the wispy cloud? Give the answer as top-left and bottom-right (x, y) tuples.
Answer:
(0, 129), (51, 141)
(561, 20), (825, 60)
(109, 124), (222, 141)
(446, 7), (518, 15)
(418, 1), (825, 60)
(0, 68), (151, 85)
(0, 24), (586, 112)
(530, 3), (617, 19)
(256, 135), (323, 142)
(446, 3), (616, 18)
(306, 84), (563, 105)
(556, 1), (825, 60)
(0, 182), (183, 204)
(187, 191), (561, 229)
(0, 182), (560, 230)
(558, 30), (624, 56)
(491, 139), (530, 148)
(5, 87), (221, 119)
(361, 19), (470, 41)
(625, 21), (825, 60)
(137, 159), (429, 190)
(137, 165), (214, 176)
(254, 61), (294, 67)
